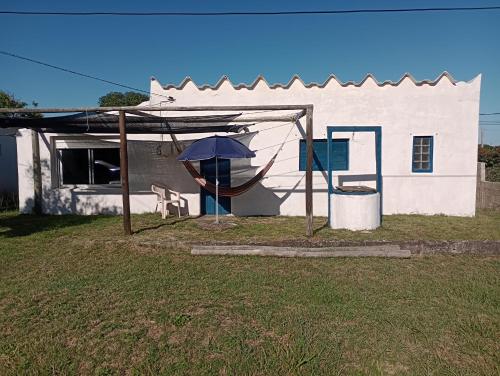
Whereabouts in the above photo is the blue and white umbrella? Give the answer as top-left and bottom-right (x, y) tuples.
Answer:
(177, 135), (255, 223)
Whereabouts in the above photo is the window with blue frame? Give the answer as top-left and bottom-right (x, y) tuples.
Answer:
(299, 139), (349, 171)
(412, 136), (433, 172)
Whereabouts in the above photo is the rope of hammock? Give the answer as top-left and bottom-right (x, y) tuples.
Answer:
(170, 123), (295, 197)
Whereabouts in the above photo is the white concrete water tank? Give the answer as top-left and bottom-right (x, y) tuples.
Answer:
(329, 190), (380, 231)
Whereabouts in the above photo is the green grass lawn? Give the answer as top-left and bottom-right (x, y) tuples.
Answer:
(135, 210), (500, 244)
(0, 211), (499, 374)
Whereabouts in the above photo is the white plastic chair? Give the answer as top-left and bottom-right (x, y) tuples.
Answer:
(151, 183), (181, 219)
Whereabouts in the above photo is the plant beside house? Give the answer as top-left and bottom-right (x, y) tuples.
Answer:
(479, 144), (500, 181)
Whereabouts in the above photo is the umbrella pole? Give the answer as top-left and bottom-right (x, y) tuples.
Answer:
(215, 156), (219, 224)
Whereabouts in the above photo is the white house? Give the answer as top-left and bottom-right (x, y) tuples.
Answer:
(14, 72), (481, 218)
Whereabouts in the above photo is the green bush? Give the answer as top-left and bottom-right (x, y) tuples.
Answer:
(486, 165), (500, 182)
(478, 145), (500, 182)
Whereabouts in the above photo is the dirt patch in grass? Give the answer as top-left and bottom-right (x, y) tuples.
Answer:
(194, 216), (239, 231)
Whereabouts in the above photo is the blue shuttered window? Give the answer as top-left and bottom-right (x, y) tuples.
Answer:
(299, 139), (349, 171)
(412, 136), (433, 173)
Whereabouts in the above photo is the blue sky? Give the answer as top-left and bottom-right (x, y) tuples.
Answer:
(1, 0), (499, 144)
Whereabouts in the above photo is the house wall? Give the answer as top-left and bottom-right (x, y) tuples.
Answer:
(17, 129), (195, 215)
(0, 133), (18, 193)
(16, 73), (481, 217)
(150, 73), (481, 217)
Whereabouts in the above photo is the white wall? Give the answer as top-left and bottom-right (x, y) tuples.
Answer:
(150, 73), (481, 217)
(16, 73), (481, 217)
(17, 130), (194, 215)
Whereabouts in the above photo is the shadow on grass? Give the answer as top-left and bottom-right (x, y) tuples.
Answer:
(133, 215), (195, 235)
(313, 219), (330, 235)
(0, 213), (104, 238)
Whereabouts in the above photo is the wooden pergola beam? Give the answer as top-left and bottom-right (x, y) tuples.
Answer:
(0, 104), (311, 113)
(0, 109), (306, 124)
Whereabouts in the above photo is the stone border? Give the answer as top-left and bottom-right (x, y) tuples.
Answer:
(188, 240), (500, 256)
(192, 245), (411, 258)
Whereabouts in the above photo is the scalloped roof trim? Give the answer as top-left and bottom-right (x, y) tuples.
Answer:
(156, 72), (466, 91)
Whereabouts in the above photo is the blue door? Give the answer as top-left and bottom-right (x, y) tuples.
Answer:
(200, 158), (231, 215)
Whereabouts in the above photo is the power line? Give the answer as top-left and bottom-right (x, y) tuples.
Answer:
(0, 50), (174, 102)
(2, 49), (499, 114)
(0, 6), (499, 17)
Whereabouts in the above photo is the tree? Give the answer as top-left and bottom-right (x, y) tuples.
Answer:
(0, 90), (41, 118)
(478, 144), (500, 182)
(98, 91), (149, 107)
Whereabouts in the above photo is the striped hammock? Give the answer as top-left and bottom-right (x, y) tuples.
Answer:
(181, 155), (277, 197)
(170, 130), (291, 197)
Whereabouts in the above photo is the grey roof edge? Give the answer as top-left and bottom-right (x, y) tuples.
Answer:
(153, 71), (470, 91)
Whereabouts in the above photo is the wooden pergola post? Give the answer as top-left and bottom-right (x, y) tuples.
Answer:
(118, 111), (132, 235)
(305, 106), (314, 237)
(31, 130), (43, 214)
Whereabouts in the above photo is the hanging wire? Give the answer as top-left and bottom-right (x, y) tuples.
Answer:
(1, 6), (499, 16)
(252, 121), (296, 133)
(276, 122), (297, 153)
(253, 137), (301, 152)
